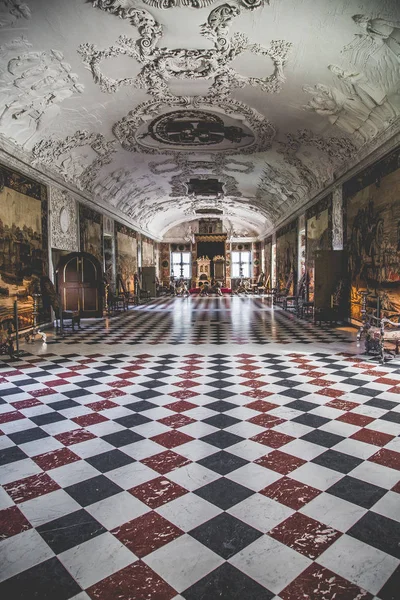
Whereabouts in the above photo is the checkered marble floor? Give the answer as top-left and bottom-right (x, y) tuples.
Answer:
(1, 348), (400, 600)
(47, 297), (353, 346)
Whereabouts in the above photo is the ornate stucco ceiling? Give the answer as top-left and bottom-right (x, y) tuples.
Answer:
(0, 0), (399, 238)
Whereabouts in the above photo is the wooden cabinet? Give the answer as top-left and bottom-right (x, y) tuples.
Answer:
(314, 250), (348, 322)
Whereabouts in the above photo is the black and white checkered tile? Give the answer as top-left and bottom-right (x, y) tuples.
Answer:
(1, 350), (399, 599)
(48, 297), (353, 346)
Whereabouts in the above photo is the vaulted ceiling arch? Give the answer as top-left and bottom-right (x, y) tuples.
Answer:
(0, 0), (399, 238)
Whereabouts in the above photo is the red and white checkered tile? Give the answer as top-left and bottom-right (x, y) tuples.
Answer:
(1, 350), (399, 599)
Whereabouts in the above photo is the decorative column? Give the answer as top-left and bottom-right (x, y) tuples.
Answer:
(252, 241), (261, 280)
(332, 186), (344, 250)
(160, 243), (170, 283)
(225, 240), (231, 288)
(298, 214), (306, 279)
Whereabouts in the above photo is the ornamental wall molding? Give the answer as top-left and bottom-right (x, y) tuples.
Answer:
(0, 38), (84, 148)
(0, 0), (31, 28)
(82, 3), (291, 99)
(50, 186), (79, 252)
(332, 186), (343, 250)
(148, 153), (254, 175)
(256, 160), (307, 223)
(97, 0), (268, 10)
(278, 128), (357, 193)
(32, 130), (117, 192)
(0, 132), (160, 241)
(113, 97), (276, 154)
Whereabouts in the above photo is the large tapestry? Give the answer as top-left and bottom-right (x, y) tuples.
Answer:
(306, 194), (332, 301)
(79, 205), (103, 264)
(276, 220), (297, 293)
(142, 237), (155, 266)
(264, 238), (272, 287)
(344, 148), (400, 320)
(116, 223), (137, 293)
(0, 164), (48, 329)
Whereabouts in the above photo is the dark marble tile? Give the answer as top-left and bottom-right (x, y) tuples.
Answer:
(0, 557), (81, 600)
(86, 450), (135, 473)
(327, 476), (386, 509)
(194, 477), (254, 510)
(0, 446), (27, 466)
(182, 562), (274, 600)
(189, 512), (262, 559)
(37, 509), (106, 553)
(347, 511), (400, 559)
(65, 475), (123, 507)
(200, 431), (244, 449)
(312, 449), (362, 474)
(198, 451), (248, 475)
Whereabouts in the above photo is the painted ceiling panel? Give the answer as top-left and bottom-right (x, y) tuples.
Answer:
(0, 0), (399, 237)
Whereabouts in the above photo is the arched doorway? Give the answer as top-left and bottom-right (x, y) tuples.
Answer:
(56, 252), (103, 318)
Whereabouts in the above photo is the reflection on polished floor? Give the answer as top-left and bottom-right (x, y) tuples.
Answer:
(48, 296), (355, 347)
(0, 298), (399, 600)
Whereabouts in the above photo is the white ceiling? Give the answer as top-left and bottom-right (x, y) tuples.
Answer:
(1, 0), (399, 238)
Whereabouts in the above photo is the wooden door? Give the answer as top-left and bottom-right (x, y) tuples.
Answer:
(57, 252), (103, 317)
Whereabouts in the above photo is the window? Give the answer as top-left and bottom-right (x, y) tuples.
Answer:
(171, 252), (191, 279)
(231, 251), (251, 278)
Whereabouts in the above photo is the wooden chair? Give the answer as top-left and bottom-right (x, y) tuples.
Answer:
(283, 272), (308, 312)
(117, 275), (138, 307)
(274, 271), (294, 307)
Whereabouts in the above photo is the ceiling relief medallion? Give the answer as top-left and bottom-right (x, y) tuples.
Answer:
(82, 3), (292, 98)
(32, 130), (117, 192)
(137, 109), (254, 151)
(113, 99), (275, 154)
(187, 178), (224, 198)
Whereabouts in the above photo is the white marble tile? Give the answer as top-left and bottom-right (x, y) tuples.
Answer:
(177, 440), (218, 461)
(0, 458), (41, 486)
(290, 462), (345, 491)
(18, 436), (63, 457)
(226, 462), (281, 491)
(350, 461), (400, 490)
(282, 438), (326, 460)
(132, 421), (171, 438)
(0, 485), (14, 510)
(18, 489), (81, 527)
(372, 491), (400, 522)
(70, 438), (115, 459)
(224, 420), (265, 438)
(156, 493), (221, 531)
(121, 439), (165, 460)
(0, 528), (54, 582)
(59, 532), (136, 589)
(300, 492), (367, 532)
(230, 535), (311, 594)
(228, 494), (293, 533)
(106, 461), (159, 489)
(179, 422), (219, 438)
(318, 535), (399, 595)
(227, 439), (272, 461)
(49, 460), (100, 487)
(144, 534), (224, 593)
(86, 491), (150, 529)
(333, 438), (377, 460)
(168, 462), (220, 491)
